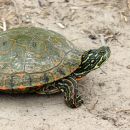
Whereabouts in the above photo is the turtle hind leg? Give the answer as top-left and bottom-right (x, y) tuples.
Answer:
(56, 76), (83, 108)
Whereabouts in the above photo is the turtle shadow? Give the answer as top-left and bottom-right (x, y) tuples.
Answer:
(0, 92), (63, 108)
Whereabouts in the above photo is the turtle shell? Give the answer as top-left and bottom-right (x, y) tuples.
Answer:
(0, 27), (82, 92)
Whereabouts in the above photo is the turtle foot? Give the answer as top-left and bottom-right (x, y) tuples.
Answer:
(65, 95), (84, 108)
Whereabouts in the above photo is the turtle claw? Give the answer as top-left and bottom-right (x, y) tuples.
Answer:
(65, 95), (84, 108)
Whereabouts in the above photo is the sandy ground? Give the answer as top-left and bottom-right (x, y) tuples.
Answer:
(0, 0), (130, 130)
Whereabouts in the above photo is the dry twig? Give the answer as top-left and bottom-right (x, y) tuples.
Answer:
(128, 0), (130, 9)
(87, 100), (98, 113)
(11, 0), (21, 24)
(116, 109), (130, 113)
(0, 18), (7, 31)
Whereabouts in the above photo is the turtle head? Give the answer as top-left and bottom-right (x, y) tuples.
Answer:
(82, 46), (110, 72)
(74, 46), (110, 77)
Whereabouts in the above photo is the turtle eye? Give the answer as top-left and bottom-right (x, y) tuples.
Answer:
(31, 41), (37, 48)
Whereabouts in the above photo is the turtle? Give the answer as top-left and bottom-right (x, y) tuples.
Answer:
(0, 27), (110, 108)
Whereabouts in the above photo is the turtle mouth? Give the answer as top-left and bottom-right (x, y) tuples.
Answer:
(103, 46), (111, 59)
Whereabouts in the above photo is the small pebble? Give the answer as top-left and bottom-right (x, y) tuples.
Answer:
(98, 82), (105, 87)
(88, 34), (97, 40)
(65, 0), (69, 2)
(43, 118), (46, 121)
(56, 23), (65, 29)
(102, 116), (108, 120)
(38, 0), (45, 7)
(126, 65), (130, 69)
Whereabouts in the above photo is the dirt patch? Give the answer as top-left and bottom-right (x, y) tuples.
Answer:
(0, 0), (130, 130)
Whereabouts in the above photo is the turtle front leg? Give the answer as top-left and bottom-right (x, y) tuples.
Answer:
(55, 76), (83, 108)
